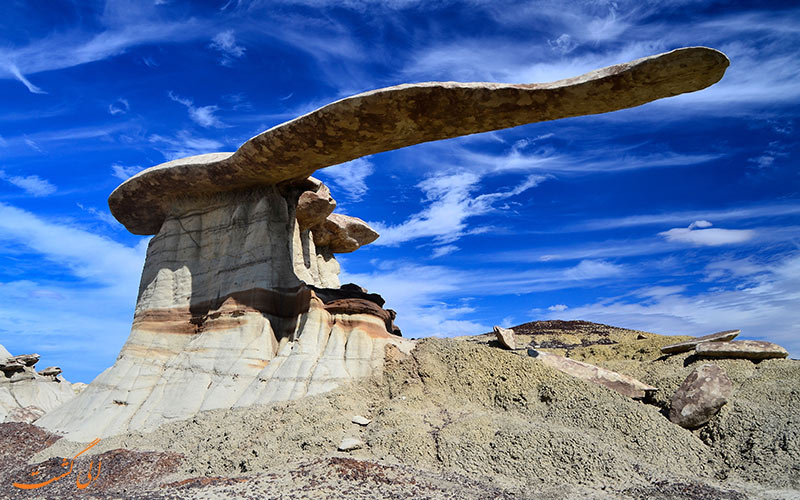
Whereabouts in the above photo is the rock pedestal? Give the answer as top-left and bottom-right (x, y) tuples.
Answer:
(37, 182), (411, 440)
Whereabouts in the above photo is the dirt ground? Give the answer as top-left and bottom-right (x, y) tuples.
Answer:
(4, 321), (799, 499)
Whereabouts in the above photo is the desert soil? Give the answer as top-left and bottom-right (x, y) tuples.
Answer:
(3, 321), (799, 499)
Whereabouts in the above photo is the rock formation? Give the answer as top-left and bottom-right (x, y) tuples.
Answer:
(37, 46), (728, 441)
(669, 364), (732, 428)
(660, 329), (740, 354)
(695, 340), (789, 360)
(0, 345), (79, 424)
(493, 325), (517, 350)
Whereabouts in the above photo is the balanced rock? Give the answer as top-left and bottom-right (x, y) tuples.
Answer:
(661, 329), (740, 354)
(0, 345), (77, 423)
(670, 364), (733, 428)
(38, 366), (62, 377)
(695, 340), (789, 360)
(40, 47), (728, 441)
(528, 349), (657, 399)
(493, 326), (517, 350)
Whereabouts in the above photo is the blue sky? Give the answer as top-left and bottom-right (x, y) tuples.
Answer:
(1, 0), (798, 383)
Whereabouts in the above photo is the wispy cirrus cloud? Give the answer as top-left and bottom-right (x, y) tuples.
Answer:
(659, 220), (756, 246)
(209, 30), (246, 66)
(168, 92), (227, 128)
(111, 164), (144, 180)
(318, 158), (374, 202)
(148, 130), (226, 160)
(0, 170), (56, 197)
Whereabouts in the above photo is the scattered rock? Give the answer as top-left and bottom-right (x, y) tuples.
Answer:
(670, 364), (733, 428)
(528, 348), (657, 399)
(493, 326), (517, 350)
(661, 330), (740, 354)
(352, 415), (371, 426)
(338, 437), (365, 452)
(5, 405), (45, 424)
(38, 366), (62, 377)
(695, 340), (789, 360)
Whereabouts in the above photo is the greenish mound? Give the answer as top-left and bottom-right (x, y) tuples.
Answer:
(35, 322), (800, 499)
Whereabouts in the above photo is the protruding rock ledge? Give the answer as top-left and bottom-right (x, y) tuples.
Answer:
(695, 340), (789, 360)
(661, 329), (740, 354)
(109, 47), (729, 235)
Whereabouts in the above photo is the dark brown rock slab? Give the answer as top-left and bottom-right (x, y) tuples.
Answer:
(695, 340), (789, 360)
(661, 329), (740, 354)
(108, 47), (729, 235)
(669, 363), (733, 428)
(528, 348), (657, 399)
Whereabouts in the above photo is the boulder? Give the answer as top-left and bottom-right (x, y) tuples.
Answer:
(13, 353), (41, 367)
(528, 349), (657, 399)
(661, 330), (740, 354)
(695, 340), (789, 360)
(296, 189), (336, 229)
(670, 364), (733, 428)
(493, 326), (517, 350)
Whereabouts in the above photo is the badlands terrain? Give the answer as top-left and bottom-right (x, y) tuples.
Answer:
(2, 320), (798, 499)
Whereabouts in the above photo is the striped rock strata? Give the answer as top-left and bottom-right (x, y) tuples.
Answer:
(37, 183), (411, 441)
(38, 47), (727, 441)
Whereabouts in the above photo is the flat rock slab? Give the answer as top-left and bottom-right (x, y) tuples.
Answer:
(352, 415), (371, 426)
(493, 326), (517, 350)
(670, 364), (733, 429)
(695, 340), (789, 360)
(661, 330), (740, 354)
(528, 349), (657, 399)
(108, 47), (729, 235)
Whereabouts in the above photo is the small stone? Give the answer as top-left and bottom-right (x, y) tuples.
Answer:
(352, 415), (371, 426)
(670, 364), (732, 428)
(338, 437), (365, 452)
(695, 340), (789, 360)
(313, 214), (379, 253)
(493, 326), (517, 350)
(661, 330), (740, 354)
(38, 366), (62, 377)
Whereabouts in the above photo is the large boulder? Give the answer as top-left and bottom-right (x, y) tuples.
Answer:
(660, 329), (740, 354)
(669, 364), (733, 429)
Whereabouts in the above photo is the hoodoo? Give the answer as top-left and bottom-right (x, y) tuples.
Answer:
(37, 47), (728, 441)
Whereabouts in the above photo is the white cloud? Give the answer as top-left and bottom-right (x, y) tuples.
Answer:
(319, 158), (374, 201)
(148, 130), (225, 160)
(659, 221), (756, 246)
(0, 170), (56, 196)
(168, 91), (226, 128)
(548, 34), (577, 55)
(4, 63), (46, 94)
(108, 98), (130, 115)
(546, 252), (800, 357)
(76, 203), (122, 228)
(209, 30), (246, 66)
(575, 203), (800, 232)
(111, 164), (145, 180)
(548, 304), (568, 312)
(431, 245), (459, 258)
(372, 171), (546, 246)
